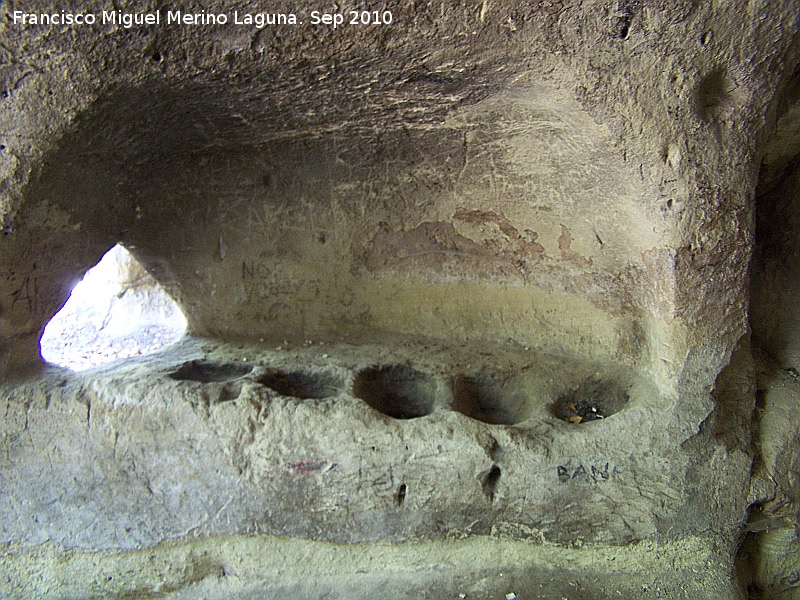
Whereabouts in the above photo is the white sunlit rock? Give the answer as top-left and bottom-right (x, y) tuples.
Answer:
(40, 244), (187, 370)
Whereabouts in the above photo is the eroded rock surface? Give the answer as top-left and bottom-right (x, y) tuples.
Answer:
(2, 0), (800, 597)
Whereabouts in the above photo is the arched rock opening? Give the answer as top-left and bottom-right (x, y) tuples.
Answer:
(40, 244), (186, 370)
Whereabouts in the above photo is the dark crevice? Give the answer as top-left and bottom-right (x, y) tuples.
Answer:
(395, 483), (407, 507)
(481, 465), (501, 502)
(740, 56), (800, 594)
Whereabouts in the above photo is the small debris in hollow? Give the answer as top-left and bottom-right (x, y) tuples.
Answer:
(551, 377), (629, 423)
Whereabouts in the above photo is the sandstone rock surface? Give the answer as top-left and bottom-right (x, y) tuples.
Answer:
(2, 0), (800, 597)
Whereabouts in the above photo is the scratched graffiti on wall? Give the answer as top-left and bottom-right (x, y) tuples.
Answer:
(10, 273), (39, 314)
(556, 460), (617, 484)
(240, 259), (325, 326)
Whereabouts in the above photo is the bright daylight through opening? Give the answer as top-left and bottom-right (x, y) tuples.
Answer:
(40, 244), (187, 370)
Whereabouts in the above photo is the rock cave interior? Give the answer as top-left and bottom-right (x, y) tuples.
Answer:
(2, 1), (800, 598)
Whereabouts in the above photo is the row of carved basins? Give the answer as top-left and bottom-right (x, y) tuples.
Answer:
(168, 360), (630, 425)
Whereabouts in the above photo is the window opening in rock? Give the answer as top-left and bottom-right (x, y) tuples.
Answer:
(40, 244), (187, 370)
